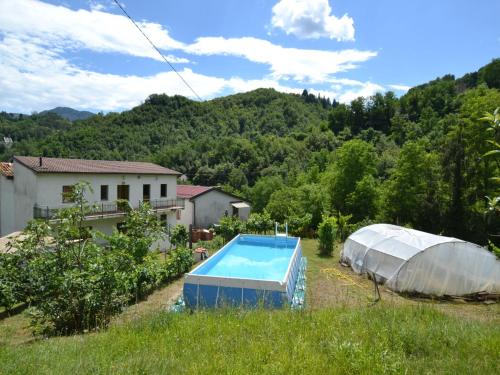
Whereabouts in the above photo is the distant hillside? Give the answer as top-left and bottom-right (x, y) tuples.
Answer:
(0, 58), (499, 245)
(40, 107), (94, 121)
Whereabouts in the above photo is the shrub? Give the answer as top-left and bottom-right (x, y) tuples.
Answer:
(164, 247), (193, 279)
(288, 214), (312, 237)
(318, 216), (336, 256)
(218, 216), (245, 242)
(196, 236), (225, 253)
(245, 212), (273, 234)
(170, 224), (189, 248)
(10, 182), (167, 335)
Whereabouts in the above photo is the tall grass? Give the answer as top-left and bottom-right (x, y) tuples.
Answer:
(1, 304), (498, 374)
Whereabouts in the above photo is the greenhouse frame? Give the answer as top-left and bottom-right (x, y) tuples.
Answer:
(341, 224), (500, 297)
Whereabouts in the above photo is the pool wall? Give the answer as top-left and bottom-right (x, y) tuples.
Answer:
(183, 234), (302, 308)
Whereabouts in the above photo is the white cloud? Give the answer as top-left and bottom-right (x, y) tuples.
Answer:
(0, 0), (382, 112)
(387, 84), (412, 92)
(185, 36), (376, 82)
(336, 82), (385, 103)
(0, 34), (309, 112)
(0, 0), (188, 62)
(271, 0), (355, 41)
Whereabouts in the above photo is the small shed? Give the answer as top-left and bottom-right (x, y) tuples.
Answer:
(341, 224), (500, 296)
(176, 185), (251, 229)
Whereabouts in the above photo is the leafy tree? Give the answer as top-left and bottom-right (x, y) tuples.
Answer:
(248, 175), (284, 212)
(245, 212), (273, 234)
(479, 58), (500, 90)
(382, 142), (444, 230)
(218, 216), (245, 242)
(324, 140), (378, 220)
(317, 216), (336, 256)
(170, 224), (189, 248)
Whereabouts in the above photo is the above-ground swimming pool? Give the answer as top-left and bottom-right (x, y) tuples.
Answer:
(183, 234), (302, 308)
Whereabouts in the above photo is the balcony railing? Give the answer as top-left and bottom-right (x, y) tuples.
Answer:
(33, 198), (185, 220)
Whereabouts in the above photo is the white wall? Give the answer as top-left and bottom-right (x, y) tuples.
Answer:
(12, 163), (38, 234)
(0, 175), (15, 236)
(193, 190), (250, 228)
(86, 210), (175, 251)
(0, 160), (180, 251)
(35, 173), (177, 208)
(177, 199), (194, 228)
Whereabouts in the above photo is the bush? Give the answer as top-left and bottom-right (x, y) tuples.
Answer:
(8, 182), (171, 335)
(196, 236), (225, 253)
(218, 216), (245, 242)
(170, 224), (189, 248)
(164, 247), (193, 280)
(0, 253), (23, 312)
(245, 212), (273, 234)
(288, 214), (312, 237)
(318, 216), (336, 256)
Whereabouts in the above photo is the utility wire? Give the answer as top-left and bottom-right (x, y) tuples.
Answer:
(112, 0), (203, 101)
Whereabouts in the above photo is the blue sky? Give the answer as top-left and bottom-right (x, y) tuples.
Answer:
(0, 0), (499, 113)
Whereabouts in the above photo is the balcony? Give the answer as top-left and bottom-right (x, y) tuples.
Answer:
(33, 198), (185, 220)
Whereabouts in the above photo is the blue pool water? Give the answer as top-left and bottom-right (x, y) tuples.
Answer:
(191, 236), (297, 281)
(184, 234), (302, 308)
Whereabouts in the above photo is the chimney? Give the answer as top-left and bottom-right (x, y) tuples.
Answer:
(39, 156), (42, 167)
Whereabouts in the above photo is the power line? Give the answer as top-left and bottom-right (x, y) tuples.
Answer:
(112, 0), (203, 101)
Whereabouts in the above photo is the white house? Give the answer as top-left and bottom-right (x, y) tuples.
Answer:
(0, 156), (183, 250)
(176, 185), (250, 229)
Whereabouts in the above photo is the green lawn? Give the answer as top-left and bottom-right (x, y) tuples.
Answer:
(0, 239), (499, 374)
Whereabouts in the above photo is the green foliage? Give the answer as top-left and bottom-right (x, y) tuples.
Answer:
(106, 202), (164, 262)
(247, 175), (284, 212)
(163, 247), (193, 280)
(1, 306), (499, 374)
(318, 216), (336, 256)
(0, 183), (187, 335)
(245, 212), (273, 234)
(324, 140), (378, 222)
(217, 215), (245, 242)
(479, 58), (500, 89)
(170, 224), (188, 248)
(1, 62), (500, 245)
(382, 141), (444, 230)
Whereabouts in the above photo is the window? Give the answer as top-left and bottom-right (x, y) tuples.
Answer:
(160, 184), (167, 197)
(117, 222), (126, 233)
(160, 214), (167, 227)
(143, 184), (150, 201)
(100, 185), (108, 201)
(117, 184), (129, 201)
(176, 209), (181, 220)
(62, 185), (74, 203)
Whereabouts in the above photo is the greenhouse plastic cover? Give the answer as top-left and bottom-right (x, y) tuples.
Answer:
(341, 224), (500, 296)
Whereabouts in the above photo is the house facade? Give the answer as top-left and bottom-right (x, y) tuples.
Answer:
(0, 156), (183, 249)
(177, 185), (250, 229)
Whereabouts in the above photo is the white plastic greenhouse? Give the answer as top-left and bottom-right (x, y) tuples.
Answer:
(341, 224), (500, 297)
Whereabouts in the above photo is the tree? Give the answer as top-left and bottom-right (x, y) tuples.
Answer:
(318, 216), (336, 256)
(481, 108), (500, 250)
(382, 142), (444, 231)
(324, 140), (378, 220)
(480, 58), (500, 90)
(248, 175), (284, 212)
(170, 224), (189, 248)
(218, 216), (245, 242)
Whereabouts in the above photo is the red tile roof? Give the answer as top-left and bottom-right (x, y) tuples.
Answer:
(14, 156), (180, 175)
(0, 162), (13, 177)
(177, 185), (214, 199)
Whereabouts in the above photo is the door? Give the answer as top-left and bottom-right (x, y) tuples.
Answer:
(143, 184), (150, 202)
(117, 184), (129, 201)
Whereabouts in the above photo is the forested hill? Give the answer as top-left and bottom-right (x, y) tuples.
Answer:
(0, 58), (499, 245)
(40, 107), (95, 121)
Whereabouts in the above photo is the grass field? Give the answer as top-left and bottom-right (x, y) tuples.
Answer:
(0, 239), (499, 374)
